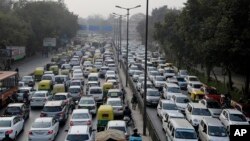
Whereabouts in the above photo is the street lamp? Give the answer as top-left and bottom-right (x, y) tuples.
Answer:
(116, 5), (141, 87)
(143, 0), (149, 136)
(112, 13), (126, 68)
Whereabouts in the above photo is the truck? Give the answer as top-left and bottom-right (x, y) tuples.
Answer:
(6, 46), (26, 61)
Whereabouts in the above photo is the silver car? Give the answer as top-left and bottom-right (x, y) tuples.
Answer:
(30, 91), (53, 108)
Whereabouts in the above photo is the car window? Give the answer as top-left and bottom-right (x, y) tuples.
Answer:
(32, 121), (51, 128)
(175, 129), (197, 139)
(79, 99), (95, 104)
(207, 101), (221, 108)
(229, 114), (247, 122)
(66, 134), (89, 141)
(192, 108), (211, 116)
(0, 120), (11, 127)
(53, 95), (67, 100)
(208, 126), (227, 137)
(33, 92), (46, 97)
(163, 103), (178, 110)
(6, 107), (22, 114)
(72, 113), (89, 119)
(109, 126), (126, 133)
(43, 106), (62, 112)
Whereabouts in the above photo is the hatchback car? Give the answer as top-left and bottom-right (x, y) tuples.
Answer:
(106, 120), (129, 139)
(21, 75), (35, 87)
(145, 88), (161, 106)
(157, 99), (178, 119)
(106, 98), (124, 116)
(4, 103), (30, 120)
(28, 117), (59, 141)
(163, 83), (182, 99)
(53, 93), (74, 108)
(78, 96), (97, 115)
(69, 109), (92, 127)
(68, 86), (83, 101)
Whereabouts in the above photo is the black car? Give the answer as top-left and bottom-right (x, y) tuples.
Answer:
(4, 103), (30, 120)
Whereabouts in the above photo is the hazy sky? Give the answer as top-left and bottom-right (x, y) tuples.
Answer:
(64, 0), (187, 19)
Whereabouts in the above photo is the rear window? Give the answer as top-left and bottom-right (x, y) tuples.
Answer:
(0, 120), (11, 127)
(33, 92), (46, 97)
(6, 107), (21, 113)
(72, 113), (89, 119)
(66, 134), (89, 141)
(90, 89), (102, 94)
(32, 122), (51, 128)
(43, 106), (62, 112)
(109, 126), (126, 133)
(53, 95), (66, 100)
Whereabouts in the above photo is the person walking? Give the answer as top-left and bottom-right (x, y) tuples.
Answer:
(131, 94), (138, 110)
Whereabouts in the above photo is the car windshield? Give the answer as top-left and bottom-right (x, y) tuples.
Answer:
(32, 122), (51, 128)
(22, 77), (32, 81)
(70, 82), (81, 86)
(180, 71), (188, 75)
(55, 77), (65, 83)
(176, 97), (190, 103)
(150, 72), (160, 76)
(230, 114), (247, 122)
(175, 129), (197, 139)
(42, 76), (52, 80)
(206, 88), (218, 94)
(189, 77), (198, 81)
(108, 92), (121, 97)
(192, 108), (211, 116)
(207, 101), (221, 108)
(5, 107), (21, 113)
(69, 88), (80, 93)
(53, 95), (66, 100)
(163, 103), (178, 110)
(66, 134), (89, 141)
(147, 90), (160, 96)
(156, 77), (166, 81)
(208, 126), (227, 137)
(165, 70), (175, 73)
(90, 89), (102, 94)
(89, 83), (99, 87)
(134, 71), (142, 75)
(88, 77), (98, 81)
(72, 113), (89, 119)
(109, 126), (126, 133)
(193, 84), (202, 89)
(80, 99), (95, 104)
(33, 92), (46, 97)
(108, 101), (122, 106)
(0, 120), (11, 127)
(43, 106), (62, 112)
(18, 89), (28, 93)
(168, 87), (181, 93)
(176, 77), (185, 82)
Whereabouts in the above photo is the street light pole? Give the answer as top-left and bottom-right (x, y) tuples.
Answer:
(116, 5), (141, 87)
(143, 0), (149, 136)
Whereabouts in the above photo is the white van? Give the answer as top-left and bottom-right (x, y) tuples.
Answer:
(166, 118), (198, 141)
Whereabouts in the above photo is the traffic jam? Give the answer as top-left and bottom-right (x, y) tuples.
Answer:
(0, 37), (249, 141)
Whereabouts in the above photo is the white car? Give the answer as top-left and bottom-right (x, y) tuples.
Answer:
(199, 99), (222, 118)
(163, 83), (182, 99)
(65, 125), (94, 141)
(162, 111), (185, 132)
(105, 70), (116, 78)
(153, 76), (166, 88)
(157, 99), (178, 119)
(106, 98), (124, 116)
(132, 70), (143, 82)
(30, 91), (53, 108)
(0, 116), (24, 140)
(68, 86), (83, 101)
(148, 71), (161, 82)
(171, 94), (190, 113)
(187, 81), (204, 94)
(219, 109), (249, 132)
(185, 75), (200, 84)
(78, 96), (97, 115)
(185, 103), (212, 127)
(178, 69), (189, 77)
(70, 109), (92, 127)
(106, 120), (129, 139)
(163, 68), (176, 79)
(88, 86), (103, 104)
(28, 117), (59, 141)
(72, 69), (83, 76)
(128, 65), (139, 76)
(198, 117), (229, 141)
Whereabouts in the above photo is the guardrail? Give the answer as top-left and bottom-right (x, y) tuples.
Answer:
(119, 60), (161, 141)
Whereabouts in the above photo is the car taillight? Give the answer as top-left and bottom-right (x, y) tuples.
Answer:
(70, 121), (73, 126)
(28, 131), (32, 135)
(47, 130), (53, 135)
(87, 120), (91, 125)
(40, 113), (47, 117)
(5, 129), (13, 135)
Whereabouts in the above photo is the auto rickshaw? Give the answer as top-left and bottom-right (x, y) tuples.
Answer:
(49, 65), (59, 75)
(61, 69), (70, 76)
(97, 105), (114, 131)
(38, 80), (53, 91)
(34, 67), (44, 81)
(102, 82), (113, 99)
(51, 56), (59, 62)
(90, 67), (98, 73)
(52, 84), (66, 94)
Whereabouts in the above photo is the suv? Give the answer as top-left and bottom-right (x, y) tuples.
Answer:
(65, 125), (94, 141)
(40, 101), (69, 124)
(4, 103), (30, 120)
(198, 117), (229, 141)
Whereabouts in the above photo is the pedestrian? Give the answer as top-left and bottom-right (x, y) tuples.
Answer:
(2, 132), (14, 141)
(131, 94), (138, 110)
(121, 88), (126, 103)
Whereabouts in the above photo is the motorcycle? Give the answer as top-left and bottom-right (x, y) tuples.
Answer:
(123, 116), (131, 126)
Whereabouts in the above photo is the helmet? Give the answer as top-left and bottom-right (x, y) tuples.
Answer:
(133, 128), (138, 133)
(125, 106), (129, 109)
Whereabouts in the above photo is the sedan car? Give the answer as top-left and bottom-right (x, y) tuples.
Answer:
(21, 75), (35, 87)
(199, 99), (222, 118)
(106, 98), (124, 116)
(157, 99), (178, 119)
(69, 109), (92, 128)
(30, 91), (53, 108)
(28, 117), (59, 141)
(4, 103), (30, 120)
(153, 76), (166, 88)
(0, 116), (24, 140)
(68, 86), (83, 101)
(171, 94), (190, 113)
(146, 88), (161, 106)
(77, 96), (97, 115)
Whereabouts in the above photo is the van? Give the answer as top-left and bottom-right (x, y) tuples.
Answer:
(166, 118), (198, 141)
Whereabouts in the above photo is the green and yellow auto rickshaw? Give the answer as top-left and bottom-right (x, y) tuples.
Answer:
(49, 65), (59, 75)
(34, 67), (44, 81)
(97, 105), (114, 131)
(38, 80), (53, 91)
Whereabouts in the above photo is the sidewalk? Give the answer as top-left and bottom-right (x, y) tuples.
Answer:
(118, 65), (151, 141)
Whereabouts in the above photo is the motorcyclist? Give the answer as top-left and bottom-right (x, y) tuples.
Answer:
(2, 132), (14, 141)
(23, 91), (29, 104)
(123, 106), (132, 122)
(12, 91), (18, 102)
(131, 128), (141, 137)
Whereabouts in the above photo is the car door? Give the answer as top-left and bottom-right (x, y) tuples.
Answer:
(52, 118), (59, 134)
(185, 104), (192, 122)
(198, 120), (207, 141)
(13, 117), (23, 134)
(220, 111), (228, 127)
(157, 101), (162, 116)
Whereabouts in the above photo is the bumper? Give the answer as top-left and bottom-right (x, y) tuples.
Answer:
(30, 101), (45, 107)
(29, 135), (55, 141)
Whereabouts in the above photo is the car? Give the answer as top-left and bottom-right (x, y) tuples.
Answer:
(185, 103), (212, 128)
(17, 86), (35, 102)
(157, 99), (178, 119)
(65, 125), (94, 141)
(201, 86), (222, 103)
(162, 111), (185, 132)
(99, 66), (109, 78)
(106, 120), (129, 139)
(219, 109), (249, 132)
(128, 65), (139, 76)
(21, 75), (35, 87)
(72, 69), (83, 77)
(0, 116), (24, 140)
(163, 68), (176, 79)
(174, 76), (187, 90)
(69, 79), (84, 90)
(105, 74), (117, 82)
(198, 117), (229, 141)
(88, 86), (103, 104)
(54, 75), (70, 88)
(105, 70), (116, 79)
(41, 74), (55, 84)
(69, 109), (92, 127)
(140, 81), (154, 96)
(171, 94), (190, 113)
(187, 82), (204, 101)
(86, 81), (100, 92)
(148, 71), (161, 82)
(61, 64), (71, 70)
(153, 76), (166, 88)
(136, 76), (145, 91)
(166, 77), (178, 85)
(77, 96), (97, 115)
(68, 86), (83, 101)
(106, 97), (124, 117)
(53, 93), (74, 107)
(107, 63), (117, 72)
(185, 75), (200, 84)
(199, 99), (222, 118)
(145, 88), (161, 106)
(28, 117), (59, 141)
(178, 69), (188, 77)
(83, 67), (92, 78)
(163, 83), (182, 99)
(40, 101), (69, 124)
(4, 103), (30, 120)
(94, 62), (102, 70)
(132, 70), (143, 82)
(30, 91), (53, 108)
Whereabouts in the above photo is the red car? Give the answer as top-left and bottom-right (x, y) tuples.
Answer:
(201, 86), (222, 103)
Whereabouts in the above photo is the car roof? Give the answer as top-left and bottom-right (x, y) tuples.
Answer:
(170, 118), (194, 129)
(45, 101), (63, 106)
(89, 86), (102, 89)
(18, 86), (32, 90)
(55, 93), (68, 96)
(189, 103), (207, 109)
(68, 125), (89, 134)
(0, 116), (15, 120)
(7, 103), (24, 107)
(108, 89), (121, 92)
(107, 120), (126, 127)
(69, 86), (81, 88)
(34, 91), (48, 93)
(166, 111), (185, 118)
(35, 117), (53, 122)
(202, 117), (223, 126)
(224, 109), (243, 114)
(165, 83), (179, 87)
(160, 99), (175, 104)
(80, 96), (94, 100)
(173, 94), (188, 98)
(72, 109), (89, 114)
(107, 98), (121, 101)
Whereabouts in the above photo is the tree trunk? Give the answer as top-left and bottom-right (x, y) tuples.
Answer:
(226, 67), (233, 90)
(212, 69), (218, 82)
(206, 66), (212, 82)
(245, 71), (250, 97)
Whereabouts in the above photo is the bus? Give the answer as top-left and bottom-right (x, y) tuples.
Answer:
(0, 71), (18, 107)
